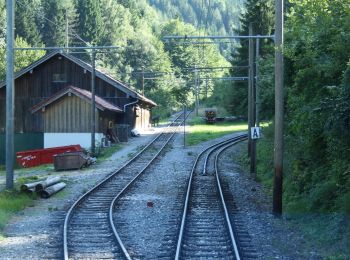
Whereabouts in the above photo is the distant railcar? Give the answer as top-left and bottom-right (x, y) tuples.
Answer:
(205, 109), (217, 123)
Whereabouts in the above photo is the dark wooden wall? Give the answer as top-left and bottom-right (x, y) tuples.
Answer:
(0, 54), (145, 133)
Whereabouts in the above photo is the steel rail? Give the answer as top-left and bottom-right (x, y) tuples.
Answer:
(109, 112), (191, 259)
(63, 111), (188, 260)
(214, 137), (248, 260)
(175, 134), (247, 260)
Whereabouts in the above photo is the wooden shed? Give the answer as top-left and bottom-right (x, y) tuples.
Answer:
(0, 51), (156, 163)
(29, 86), (123, 148)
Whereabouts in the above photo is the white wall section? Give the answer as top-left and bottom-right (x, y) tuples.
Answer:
(44, 133), (104, 149)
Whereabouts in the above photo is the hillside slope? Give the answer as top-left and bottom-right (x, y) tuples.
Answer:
(148, 0), (245, 35)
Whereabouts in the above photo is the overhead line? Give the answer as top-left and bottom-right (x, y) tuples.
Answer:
(163, 35), (275, 40)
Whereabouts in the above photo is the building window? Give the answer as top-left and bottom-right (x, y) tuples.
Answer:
(52, 73), (67, 83)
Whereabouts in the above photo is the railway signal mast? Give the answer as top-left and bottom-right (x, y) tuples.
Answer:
(5, 0), (15, 189)
(273, 0), (284, 216)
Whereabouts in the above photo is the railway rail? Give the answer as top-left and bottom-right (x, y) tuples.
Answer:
(63, 111), (189, 260)
(175, 134), (249, 259)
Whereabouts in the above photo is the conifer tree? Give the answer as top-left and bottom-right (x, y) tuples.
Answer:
(41, 0), (77, 47)
(228, 0), (275, 116)
(76, 0), (103, 45)
(15, 0), (43, 46)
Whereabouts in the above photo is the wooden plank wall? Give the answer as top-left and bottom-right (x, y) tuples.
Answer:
(134, 106), (151, 129)
(0, 54), (138, 133)
(44, 95), (96, 133)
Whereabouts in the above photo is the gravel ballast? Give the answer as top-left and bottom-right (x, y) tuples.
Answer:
(0, 126), (325, 259)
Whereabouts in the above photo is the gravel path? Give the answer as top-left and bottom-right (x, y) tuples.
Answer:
(0, 125), (322, 259)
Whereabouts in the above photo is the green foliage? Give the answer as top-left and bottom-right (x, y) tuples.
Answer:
(256, 124), (274, 189)
(281, 0), (350, 214)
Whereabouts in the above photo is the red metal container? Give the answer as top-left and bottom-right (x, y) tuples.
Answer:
(16, 145), (82, 168)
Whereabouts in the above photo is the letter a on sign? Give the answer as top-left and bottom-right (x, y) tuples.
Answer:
(251, 127), (261, 139)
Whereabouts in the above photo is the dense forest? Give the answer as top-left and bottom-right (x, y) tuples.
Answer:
(0, 0), (232, 117)
(148, 0), (245, 36)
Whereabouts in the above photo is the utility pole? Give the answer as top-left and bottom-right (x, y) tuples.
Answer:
(250, 37), (261, 180)
(65, 10), (69, 50)
(183, 105), (186, 148)
(205, 75), (208, 99)
(194, 66), (199, 116)
(141, 66), (145, 96)
(91, 50), (96, 155)
(248, 23), (254, 157)
(249, 23), (257, 178)
(255, 37), (260, 127)
(273, 0), (284, 216)
(6, 0), (14, 190)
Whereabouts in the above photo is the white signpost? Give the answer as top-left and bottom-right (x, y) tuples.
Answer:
(251, 127), (261, 139)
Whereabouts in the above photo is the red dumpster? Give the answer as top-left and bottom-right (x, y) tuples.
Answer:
(16, 145), (82, 168)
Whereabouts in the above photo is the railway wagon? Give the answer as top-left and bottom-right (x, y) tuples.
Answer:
(205, 108), (217, 123)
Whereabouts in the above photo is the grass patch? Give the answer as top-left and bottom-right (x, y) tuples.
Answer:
(0, 164), (53, 177)
(186, 118), (248, 146)
(96, 144), (122, 163)
(0, 189), (37, 235)
(248, 123), (350, 258)
(286, 213), (350, 258)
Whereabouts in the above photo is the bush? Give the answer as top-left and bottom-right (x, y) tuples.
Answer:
(309, 180), (338, 212)
(335, 192), (350, 214)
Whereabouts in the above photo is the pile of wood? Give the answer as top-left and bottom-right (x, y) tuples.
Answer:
(21, 176), (66, 199)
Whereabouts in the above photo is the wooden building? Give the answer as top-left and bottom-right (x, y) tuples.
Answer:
(0, 51), (156, 162)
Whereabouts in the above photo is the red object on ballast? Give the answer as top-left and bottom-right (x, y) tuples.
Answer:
(16, 145), (82, 168)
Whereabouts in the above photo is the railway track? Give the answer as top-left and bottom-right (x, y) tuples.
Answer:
(175, 134), (250, 260)
(63, 111), (189, 260)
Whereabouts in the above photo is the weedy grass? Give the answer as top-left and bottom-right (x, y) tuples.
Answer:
(0, 164), (53, 177)
(186, 118), (248, 146)
(0, 189), (36, 235)
(96, 144), (122, 163)
(285, 213), (350, 259)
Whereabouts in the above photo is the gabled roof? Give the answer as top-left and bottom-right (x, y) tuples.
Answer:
(30, 85), (123, 114)
(0, 50), (157, 107)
